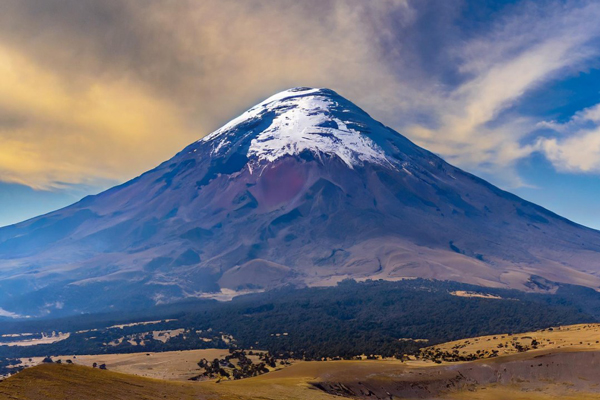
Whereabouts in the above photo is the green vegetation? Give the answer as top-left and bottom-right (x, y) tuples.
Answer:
(177, 279), (593, 359)
(193, 349), (284, 381)
(1, 279), (599, 362)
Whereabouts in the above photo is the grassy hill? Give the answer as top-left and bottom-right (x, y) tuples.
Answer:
(0, 364), (212, 400)
(6, 323), (600, 400)
(5, 350), (600, 399)
(0, 363), (335, 400)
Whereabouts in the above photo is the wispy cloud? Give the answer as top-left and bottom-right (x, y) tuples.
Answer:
(0, 0), (599, 191)
(537, 102), (600, 172)
(0, 307), (22, 319)
(402, 1), (600, 186)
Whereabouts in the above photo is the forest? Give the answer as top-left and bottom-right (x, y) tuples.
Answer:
(1, 278), (599, 361)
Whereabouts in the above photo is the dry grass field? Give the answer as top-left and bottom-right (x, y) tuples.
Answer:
(0, 364), (212, 400)
(427, 323), (600, 358)
(0, 363), (335, 400)
(53, 349), (231, 381)
(5, 324), (600, 399)
(4, 354), (600, 400)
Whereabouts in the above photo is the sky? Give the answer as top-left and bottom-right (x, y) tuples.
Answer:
(0, 0), (600, 228)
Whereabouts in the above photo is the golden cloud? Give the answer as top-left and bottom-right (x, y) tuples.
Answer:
(0, 0), (412, 190)
(0, 43), (194, 189)
(1, 0), (599, 192)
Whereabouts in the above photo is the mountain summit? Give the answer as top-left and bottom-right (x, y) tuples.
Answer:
(1, 87), (600, 317)
(199, 87), (395, 169)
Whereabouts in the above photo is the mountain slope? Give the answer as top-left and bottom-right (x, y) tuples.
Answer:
(1, 87), (600, 317)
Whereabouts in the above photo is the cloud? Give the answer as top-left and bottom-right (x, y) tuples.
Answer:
(0, 43), (193, 189)
(0, 0), (599, 191)
(0, 0), (412, 189)
(402, 1), (600, 185)
(537, 103), (600, 173)
(0, 307), (22, 319)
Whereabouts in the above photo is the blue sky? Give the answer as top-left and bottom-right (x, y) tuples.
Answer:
(0, 0), (600, 229)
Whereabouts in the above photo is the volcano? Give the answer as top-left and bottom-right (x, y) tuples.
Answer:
(2, 87), (600, 317)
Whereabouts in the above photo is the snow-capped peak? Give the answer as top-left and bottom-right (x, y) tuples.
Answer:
(201, 87), (393, 169)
